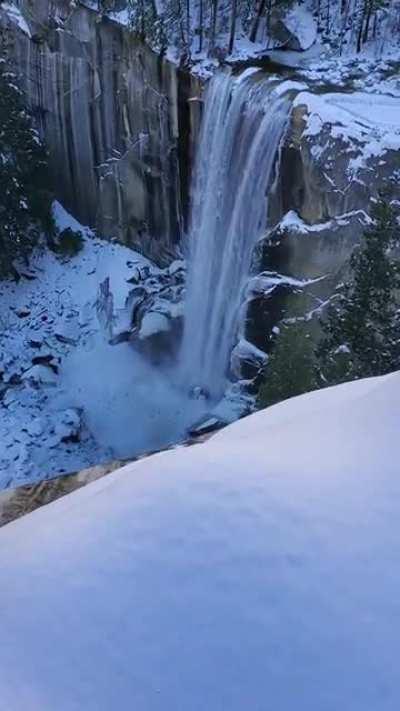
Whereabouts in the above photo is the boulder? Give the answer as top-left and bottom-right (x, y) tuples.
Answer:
(230, 338), (268, 381)
(139, 312), (171, 340)
(270, 5), (317, 51)
(21, 364), (57, 386)
(188, 416), (224, 439)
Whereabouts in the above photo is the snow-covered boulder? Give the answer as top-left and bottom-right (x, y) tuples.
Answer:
(270, 4), (317, 51)
(138, 311), (171, 340)
(21, 364), (57, 386)
(230, 337), (267, 380)
(0, 372), (400, 709)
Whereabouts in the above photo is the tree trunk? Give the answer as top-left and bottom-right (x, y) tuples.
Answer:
(356, 0), (367, 52)
(186, 0), (191, 48)
(339, 0), (351, 53)
(363, 0), (373, 43)
(249, 0), (267, 43)
(198, 0), (203, 52)
(209, 0), (219, 52)
(228, 0), (238, 54)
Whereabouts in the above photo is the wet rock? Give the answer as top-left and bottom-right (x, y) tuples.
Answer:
(109, 331), (132, 346)
(188, 416), (224, 438)
(16, 308), (31, 318)
(28, 339), (43, 349)
(31, 355), (59, 374)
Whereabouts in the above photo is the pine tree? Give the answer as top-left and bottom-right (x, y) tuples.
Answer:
(317, 198), (400, 385)
(0, 58), (53, 276)
(258, 322), (317, 408)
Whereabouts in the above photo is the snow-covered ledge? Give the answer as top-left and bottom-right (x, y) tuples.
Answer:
(0, 370), (399, 709)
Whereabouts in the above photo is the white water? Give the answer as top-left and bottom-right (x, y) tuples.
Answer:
(181, 70), (292, 399)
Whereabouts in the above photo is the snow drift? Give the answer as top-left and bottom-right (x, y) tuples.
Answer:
(0, 371), (400, 710)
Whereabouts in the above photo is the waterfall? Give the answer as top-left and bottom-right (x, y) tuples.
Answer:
(180, 70), (292, 399)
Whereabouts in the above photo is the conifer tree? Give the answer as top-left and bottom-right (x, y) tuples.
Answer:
(258, 322), (317, 408)
(0, 57), (53, 275)
(317, 198), (400, 385)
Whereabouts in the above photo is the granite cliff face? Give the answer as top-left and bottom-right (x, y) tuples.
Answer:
(1, 0), (201, 262)
(241, 87), (400, 378)
(2, 2), (400, 389)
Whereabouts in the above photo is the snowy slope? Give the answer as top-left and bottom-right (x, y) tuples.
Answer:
(0, 204), (204, 488)
(0, 204), (152, 485)
(0, 372), (400, 710)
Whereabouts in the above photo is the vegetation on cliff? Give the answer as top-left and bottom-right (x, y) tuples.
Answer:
(0, 56), (53, 275)
(317, 198), (400, 385)
(98, 0), (400, 59)
(259, 199), (400, 408)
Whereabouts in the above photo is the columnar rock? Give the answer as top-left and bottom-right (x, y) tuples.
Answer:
(244, 87), (400, 376)
(0, 0), (201, 262)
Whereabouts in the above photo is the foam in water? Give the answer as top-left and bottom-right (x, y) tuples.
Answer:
(181, 70), (292, 399)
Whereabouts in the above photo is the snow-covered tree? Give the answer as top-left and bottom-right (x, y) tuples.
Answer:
(317, 198), (400, 385)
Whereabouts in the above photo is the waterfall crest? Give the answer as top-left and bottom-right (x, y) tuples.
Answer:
(181, 70), (292, 399)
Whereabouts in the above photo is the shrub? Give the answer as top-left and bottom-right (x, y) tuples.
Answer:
(50, 228), (84, 258)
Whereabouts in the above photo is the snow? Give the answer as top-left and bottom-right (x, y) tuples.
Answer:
(278, 208), (369, 234)
(138, 311), (170, 339)
(0, 371), (400, 709)
(1, 203), (253, 489)
(295, 89), (400, 176)
(230, 337), (268, 378)
(0, 203), (212, 488)
(1, 2), (31, 37)
(275, 4), (317, 51)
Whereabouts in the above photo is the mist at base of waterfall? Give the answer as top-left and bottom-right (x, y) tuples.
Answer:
(59, 336), (211, 459)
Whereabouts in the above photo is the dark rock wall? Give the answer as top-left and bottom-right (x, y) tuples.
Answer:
(2, 0), (202, 263)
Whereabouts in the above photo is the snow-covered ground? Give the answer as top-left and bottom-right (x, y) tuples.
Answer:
(0, 204), (212, 489)
(71, 0), (400, 78)
(294, 88), (400, 176)
(0, 371), (399, 709)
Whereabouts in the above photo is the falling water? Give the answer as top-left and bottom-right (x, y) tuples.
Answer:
(180, 69), (292, 399)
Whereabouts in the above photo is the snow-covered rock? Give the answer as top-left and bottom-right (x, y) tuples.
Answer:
(139, 312), (171, 339)
(0, 371), (400, 709)
(21, 365), (57, 386)
(230, 337), (267, 380)
(0, 203), (167, 488)
(270, 5), (317, 52)
(1, 1), (31, 37)
(247, 87), (400, 359)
